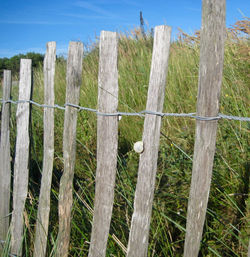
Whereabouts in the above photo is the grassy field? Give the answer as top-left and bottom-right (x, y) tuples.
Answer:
(1, 19), (249, 256)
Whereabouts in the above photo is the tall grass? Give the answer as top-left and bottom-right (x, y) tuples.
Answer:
(1, 19), (249, 256)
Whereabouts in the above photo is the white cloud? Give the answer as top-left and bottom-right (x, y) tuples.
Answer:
(74, 1), (117, 18)
(60, 13), (108, 20)
(0, 20), (74, 25)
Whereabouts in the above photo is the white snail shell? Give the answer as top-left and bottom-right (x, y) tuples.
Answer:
(133, 141), (144, 153)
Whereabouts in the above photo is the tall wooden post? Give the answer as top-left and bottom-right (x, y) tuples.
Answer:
(88, 31), (119, 257)
(126, 25), (171, 257)
(0, 70), (12, 254)
(34, 41), (56, 257)
(56, 41), (83, 257)
(183, 1), (226, 256)
(10, 59), (32, 256)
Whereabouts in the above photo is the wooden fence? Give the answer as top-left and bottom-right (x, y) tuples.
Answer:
(1, 0), (245, 256)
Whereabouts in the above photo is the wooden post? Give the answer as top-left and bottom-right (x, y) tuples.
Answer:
(34, 42), (56, 257)
(126, 25), (171, 257)
(183, 1), (226, 256)
(88, 31), (119, 257)
(55, 41), (83, 257)
(0, 70), (12, 253)
(10, 59), (32, 256)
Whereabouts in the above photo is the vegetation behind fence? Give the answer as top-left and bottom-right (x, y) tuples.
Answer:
(0, 1), (249, 256)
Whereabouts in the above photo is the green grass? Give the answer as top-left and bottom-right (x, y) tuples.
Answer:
(1, 20), (249, 256)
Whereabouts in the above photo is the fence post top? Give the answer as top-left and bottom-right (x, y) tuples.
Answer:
(154, 25), (172, 30)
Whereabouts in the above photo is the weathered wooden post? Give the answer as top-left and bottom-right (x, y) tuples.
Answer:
(88, 31), (119, 257)
(0, 70), (12, 254)
(183, 0), (226, 256)
(10, 59), (32, 256)
(55, 41), (83, 257)
(34, 41), (56, 257)
(126, 25), (171, 257)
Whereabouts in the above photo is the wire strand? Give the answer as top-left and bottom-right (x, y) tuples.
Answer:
(1, 99), (249, 122)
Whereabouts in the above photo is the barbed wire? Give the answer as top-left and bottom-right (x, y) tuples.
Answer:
(0, 99), (249, 122)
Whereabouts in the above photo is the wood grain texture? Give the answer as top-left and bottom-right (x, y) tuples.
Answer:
(0, 70), (12, 253)
(126, 25), (171, 257)
(34, 41), (56, 257)
(183, 1), (226, 256)
(88, 31), (118, 257)
(55, 41), (83, 257)
(10, 59), (32, 256)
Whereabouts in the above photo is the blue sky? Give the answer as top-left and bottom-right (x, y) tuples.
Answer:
(0, 0), (249, 58)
